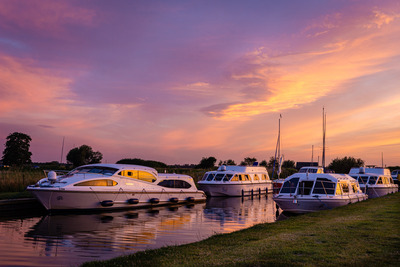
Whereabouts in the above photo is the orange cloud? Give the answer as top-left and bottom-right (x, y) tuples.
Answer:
(201, 6), (400, 120)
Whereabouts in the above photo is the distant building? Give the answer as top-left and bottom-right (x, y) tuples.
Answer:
(295, 162), (319, 170)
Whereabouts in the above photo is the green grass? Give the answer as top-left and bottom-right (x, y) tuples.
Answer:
(82, 193), (400, 267)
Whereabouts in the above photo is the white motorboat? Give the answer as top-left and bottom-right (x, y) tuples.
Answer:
(349, 167), (398, 198)
(27, 163), (206, 211)
(197, 165), (273, 197)
(273, 172), (367, 213)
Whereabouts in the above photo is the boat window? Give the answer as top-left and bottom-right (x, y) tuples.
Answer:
(340, 182), (349, 194)
(368, 176), (377, 185)
(244, 175), (250, 181)
(389, 177), (394, 184)
(214, 173), (225, 181)
(157, 179), (191, 189)
(201, 173), (208, 180)
(262, 174), (268, 180)
(351, 183), (359, 193)
(298, 181), (314, 195)
(253, 174), (259, 181)
(74, 179), (117, 186)
(206, 173), (215, 181)
(223, 174), (233, 181)
(119, 170), (156, 183)
(280, 177), (299, 194)
(312, 178), (336, 195)
(72, 166), (118, 176)
(230, 175), (239, 181)
(336, 183), (343, 195)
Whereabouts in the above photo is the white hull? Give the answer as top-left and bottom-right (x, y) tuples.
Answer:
(273, 194), (367, 214)
(28, 188), (206, 211)
(198, 182), (273, 197)
(360, 185), (398, 198)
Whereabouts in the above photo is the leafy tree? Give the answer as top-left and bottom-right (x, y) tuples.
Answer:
(267, 156), (277, 168)
(259, 160), (268, 167)
(197, 157), (217, 169)
(240, 157), (257, 166)
(219, 159), (236, 166)
(116, 158), (167, 168)
(328, 156), (364, 173)
(66, 145), (103, 167)
(2, 132), (32, 166)
(282, 160), (295, 169)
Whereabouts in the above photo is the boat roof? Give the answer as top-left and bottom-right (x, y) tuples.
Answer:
(349, 167), (391, 176)
(286, 172), (355, 182)
(75, 163), (157, 173)
(212, 165), (268, 173)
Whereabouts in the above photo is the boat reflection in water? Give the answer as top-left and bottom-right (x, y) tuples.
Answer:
(0, 196), (278, 266)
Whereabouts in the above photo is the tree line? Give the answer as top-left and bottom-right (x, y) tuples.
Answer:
(1, 132), (374, 174)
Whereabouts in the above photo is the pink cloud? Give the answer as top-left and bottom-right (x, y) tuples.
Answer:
(0, 0), (97, 38)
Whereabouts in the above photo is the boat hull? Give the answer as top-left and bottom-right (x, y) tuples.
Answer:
(273, 194), (367, 214)
(198, 182), (273, 197)
(361, 185), (398, 198)
(27, 188), (206, 211)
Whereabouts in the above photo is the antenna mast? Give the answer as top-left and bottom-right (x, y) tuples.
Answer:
(60, 136), (65, 164)
(322, 108), (326, 169)
(272, 114), (282, 179)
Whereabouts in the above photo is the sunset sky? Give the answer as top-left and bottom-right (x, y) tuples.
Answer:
(0, 0), (399, 166)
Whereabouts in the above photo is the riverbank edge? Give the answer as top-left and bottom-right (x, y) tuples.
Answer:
(82, 192), (400, 267)
(0, 197), (43, 211)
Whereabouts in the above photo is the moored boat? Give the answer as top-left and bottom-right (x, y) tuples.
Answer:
(349, 167), (398, 198)
(273, 172), (367, 213)
(27, 163), (206, 211)
(197, 165), (273, 197)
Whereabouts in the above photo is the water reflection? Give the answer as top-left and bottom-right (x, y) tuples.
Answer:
(0, 196), (279, 266)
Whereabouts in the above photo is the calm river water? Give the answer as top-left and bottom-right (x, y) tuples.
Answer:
(0, 196), (281, 266)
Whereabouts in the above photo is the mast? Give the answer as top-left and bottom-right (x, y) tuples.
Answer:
(311, 145), (314, 164)
(272, 114), (282, 179)
(60, 136), (65, 164)
(322, 108), (326, 169)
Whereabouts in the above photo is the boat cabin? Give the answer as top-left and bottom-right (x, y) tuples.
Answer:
(279, 173), (361, 196)
(200, 165), (270, 183)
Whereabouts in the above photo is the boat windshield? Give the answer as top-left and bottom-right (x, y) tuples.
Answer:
(214, 173), (225, 181)
(280, 177), (299, 194)
(312, 178), (336, 195)
(357, 176), (369, 185)
(71, 166), (118, 176)
(206, 173), (215, 181)
(224, 174), (233, 181)
(368, 176), (377, 185)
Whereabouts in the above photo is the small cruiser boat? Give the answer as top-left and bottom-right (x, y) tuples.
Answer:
(27, 163), (206, 211)
(349, 167), (398, 198)
(197, 165), (273, 197)
(273, 172), (367, 213)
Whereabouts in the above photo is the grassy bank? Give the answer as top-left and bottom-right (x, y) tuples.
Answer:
(82, 193), (400, 267)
